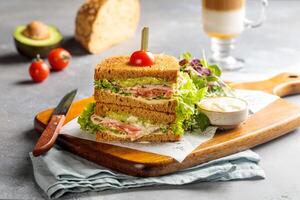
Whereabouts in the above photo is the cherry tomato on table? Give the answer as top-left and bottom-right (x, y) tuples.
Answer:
(48, 48), (71, 71)
(129, 50), (155, 66)
(29, 56), (50, 83)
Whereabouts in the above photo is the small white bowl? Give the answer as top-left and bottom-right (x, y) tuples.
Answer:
(198, 97), (248, 130)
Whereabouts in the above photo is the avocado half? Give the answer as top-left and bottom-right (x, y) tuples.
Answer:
(13, 25), (63, 58)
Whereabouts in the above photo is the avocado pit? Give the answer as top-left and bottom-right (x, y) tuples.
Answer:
(22, 21), (50, 40)
(13, 21), (63, 58)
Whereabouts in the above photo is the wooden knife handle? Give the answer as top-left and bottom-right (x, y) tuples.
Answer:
(231, 72), (300, 97)
(32, 115), (66, 157)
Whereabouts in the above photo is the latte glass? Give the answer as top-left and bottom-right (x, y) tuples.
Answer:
(202, 0), (268, 71)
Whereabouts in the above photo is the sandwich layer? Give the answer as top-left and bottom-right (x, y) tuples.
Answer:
(77, 103), (178, 142)
(95, 102), (176, 124)
(94, 78), (175, 100)
(94, 54), (179, 81)
(94, 89), (177, 114)
(96, 130), (180, 142)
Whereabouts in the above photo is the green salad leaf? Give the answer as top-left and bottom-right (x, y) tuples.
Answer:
(77, 103), (104, 134)
(193, 112), (211, 131)
(172, 72), (207, 135)
(183, 111), (210, 132)
(208, 64), (222, 77)
(180, 52), (192, 60)
(190, 72), (207, 89)
(94, 79), (120, 93)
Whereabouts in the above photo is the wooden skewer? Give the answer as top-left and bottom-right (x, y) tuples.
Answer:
(141, 27), (149, 51)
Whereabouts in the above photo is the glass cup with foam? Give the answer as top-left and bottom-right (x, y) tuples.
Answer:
(202, 0), (268, 71)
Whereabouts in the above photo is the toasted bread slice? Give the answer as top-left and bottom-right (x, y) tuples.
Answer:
(95, 102), (176, 124)
(94, 54), (179, 82)
(75, 0), (140, 54)
(96, 130), (181, 142)
(94, 89), (177, 114)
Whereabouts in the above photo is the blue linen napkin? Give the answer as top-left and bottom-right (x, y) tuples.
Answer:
(30, 146), (265, 199)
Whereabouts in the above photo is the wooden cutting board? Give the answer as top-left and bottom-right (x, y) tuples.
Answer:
(34, 73), (300, 177)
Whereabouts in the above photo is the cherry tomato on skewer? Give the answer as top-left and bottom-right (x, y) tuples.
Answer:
(129, 50), (155, 66)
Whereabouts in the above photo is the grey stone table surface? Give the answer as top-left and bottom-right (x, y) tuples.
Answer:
(0, 0), (300, 199)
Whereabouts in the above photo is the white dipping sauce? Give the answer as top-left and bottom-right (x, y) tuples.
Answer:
(198, 97), (248, 129)
(199, 97), (247, 112)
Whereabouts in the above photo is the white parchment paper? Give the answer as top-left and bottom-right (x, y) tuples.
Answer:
(60, 90), (279, 162)
(235, 89), (279, 113)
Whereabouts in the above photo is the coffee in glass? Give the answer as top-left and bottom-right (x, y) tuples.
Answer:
(202, 0), (268, 70)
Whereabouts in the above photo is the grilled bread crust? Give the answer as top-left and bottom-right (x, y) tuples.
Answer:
(95, 102), (176, 124)
(96, 130), (181, 142)
(94, 55), (179, 81)
(94, 89), (177, 114)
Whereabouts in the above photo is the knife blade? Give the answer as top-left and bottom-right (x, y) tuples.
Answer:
(32, 89), (77, 157)
(52, 89), (77, 116)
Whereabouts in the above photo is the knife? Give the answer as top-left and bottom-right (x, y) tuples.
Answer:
(32, 89), (77, 157)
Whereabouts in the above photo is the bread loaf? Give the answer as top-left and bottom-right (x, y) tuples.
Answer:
(75, 0), (140, 54)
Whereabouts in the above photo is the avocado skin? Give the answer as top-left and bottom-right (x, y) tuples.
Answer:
(14, 39), (62, 58)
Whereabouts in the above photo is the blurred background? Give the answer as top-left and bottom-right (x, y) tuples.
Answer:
(1, 0), (300, 85)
